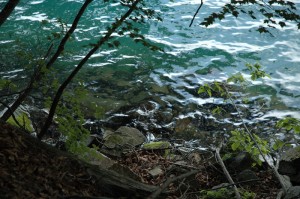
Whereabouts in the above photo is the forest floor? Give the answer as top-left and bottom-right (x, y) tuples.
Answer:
(0, 121), (281, 199)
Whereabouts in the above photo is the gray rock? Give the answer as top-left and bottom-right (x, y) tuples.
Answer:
(85, 151), (115, 169)
(279, 146), (300, 185)
(279, 161), (297, 176)
(101, 126), (146, 157)
(104, 127), (145, 148)
(227, 152), (254, 171)
(237, 169), (259, 184)
(148, 166), (164, 177)
(281, 146), (300, 162)
(291, 173), (300, 185)
(115, 126), (146, 146)
(284, 186), (300, 199)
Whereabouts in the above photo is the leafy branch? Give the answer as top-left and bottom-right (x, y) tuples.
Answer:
(198, 63), (294, 194)
(198, 0), (300, 34)
(38, 0), (145, 139)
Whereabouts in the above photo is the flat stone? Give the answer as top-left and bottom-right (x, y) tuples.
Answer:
(115, 126), (146, 146)
(101, 126), (146, 157)
(85, 151), (115, 169)
(142, 141), (171, 150)
(148, 166), (163, 177)
(103, 126), (146, 149)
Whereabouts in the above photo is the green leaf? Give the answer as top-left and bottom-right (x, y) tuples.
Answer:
(227, 72), (245, 83)
(231, 142), (240, 151)
(212, 106), (225, 115)
(198, 83), (212, 97)
(272, 139), (284, 151)
(294, 126), (300, 134)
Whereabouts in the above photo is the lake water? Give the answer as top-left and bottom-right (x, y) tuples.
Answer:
(1, 0), (300, 142)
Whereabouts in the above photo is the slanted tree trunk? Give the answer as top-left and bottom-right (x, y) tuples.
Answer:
(0, 0), (20, 27)
(38, 0), (141, 139)
(0, 120), (160, 198)
(0, 0), (92, 122)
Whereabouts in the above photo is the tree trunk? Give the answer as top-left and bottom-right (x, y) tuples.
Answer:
(38, 0), (141, 139)
(0, 0), (92, 122)
(0, 0), (20, 27)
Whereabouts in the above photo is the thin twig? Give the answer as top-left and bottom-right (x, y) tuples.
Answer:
(147, 170), (198, 199)
(211, 179), (261, 191)
(189, 0), (203, 27)
(43, 43), (54, 60)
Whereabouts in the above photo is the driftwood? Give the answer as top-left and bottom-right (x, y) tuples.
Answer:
(0, 121), (159, 198)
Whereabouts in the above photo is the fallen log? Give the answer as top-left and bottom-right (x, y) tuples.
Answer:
(0, 121), (159, 198)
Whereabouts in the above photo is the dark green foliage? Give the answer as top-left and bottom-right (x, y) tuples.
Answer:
(229, 129), (269, 166)
(198, 64), (298, 167)
(104, 1), (163, 51)
(200, 188), (234, 199)
(200, 188), (256, 199)
(201, 0), (300, 34)
(276, 117), (300, 134)
(0, 79), (17, 95)
(245, 63), (270, 80)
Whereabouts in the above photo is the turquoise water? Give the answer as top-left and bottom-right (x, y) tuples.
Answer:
(1, 0), (300, 138)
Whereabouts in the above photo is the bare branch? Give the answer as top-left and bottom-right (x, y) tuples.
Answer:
(38, 0), (142, 139)
(189, 0), (203, 27)
(215, 141), (241, 199)
(147, 170), (198, 199)
(0, 0), (93, 121)
(0, 0), (20, 27)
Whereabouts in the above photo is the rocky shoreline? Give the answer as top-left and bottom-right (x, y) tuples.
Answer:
(2, 104), (300, 198)
(2, 96), (300, 198)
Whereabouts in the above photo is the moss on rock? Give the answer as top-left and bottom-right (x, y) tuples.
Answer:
(7, 112), (33, 132)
